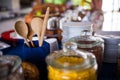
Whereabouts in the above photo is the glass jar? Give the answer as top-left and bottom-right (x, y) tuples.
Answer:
(0, 55), (24, 80)
(46, 42), (97, 80)
(69, 30), (104, 72)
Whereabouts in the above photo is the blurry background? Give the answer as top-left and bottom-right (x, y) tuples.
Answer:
(0, 0), (120, 35)
(0, 1), (120, 80)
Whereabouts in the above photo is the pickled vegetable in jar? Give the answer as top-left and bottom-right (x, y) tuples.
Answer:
(46, 42), (97, 80)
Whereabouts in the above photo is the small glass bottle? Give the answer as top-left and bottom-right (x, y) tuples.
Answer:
(0, 55), (24, 80)
(46, 42), (97, 80)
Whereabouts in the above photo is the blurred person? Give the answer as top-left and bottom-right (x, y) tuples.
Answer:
(90, 0), (104, 35)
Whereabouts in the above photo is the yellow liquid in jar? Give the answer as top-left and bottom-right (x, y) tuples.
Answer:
(48, 56), (97, 80)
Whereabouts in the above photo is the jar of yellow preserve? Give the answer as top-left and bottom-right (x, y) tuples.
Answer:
(46, 42), (97, 80)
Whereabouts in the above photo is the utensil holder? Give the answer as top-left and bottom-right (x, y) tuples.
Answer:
(22, 40), (50, 61)
(22, 40), (50, 80)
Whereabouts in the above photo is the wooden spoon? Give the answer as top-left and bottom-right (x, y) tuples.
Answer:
(31, 17), (43, 47)
(39, 7), (50, 46)
(14, 21), (30, 47)
(27, 24), (35, 47)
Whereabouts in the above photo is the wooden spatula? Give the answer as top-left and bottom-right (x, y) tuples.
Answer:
(39, 7), (50, 47)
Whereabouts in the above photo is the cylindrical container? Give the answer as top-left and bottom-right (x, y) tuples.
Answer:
(102, 37), (120, 63)
(0, 55), (24, 80)
(46, 42), (97, 80)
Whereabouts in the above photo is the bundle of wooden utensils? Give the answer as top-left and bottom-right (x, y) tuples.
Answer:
(14, 7), (50, 47)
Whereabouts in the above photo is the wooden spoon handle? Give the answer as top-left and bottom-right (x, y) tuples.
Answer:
(30, 38), (35, 47)
(39, 7), (50, 47)
(27, 24), (35, 47)
(28, 34), (36, 47)
(24, 38), (30, 47)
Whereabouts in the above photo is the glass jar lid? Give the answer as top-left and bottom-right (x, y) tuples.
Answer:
(69, 36), (104, 48)
(68, 29), (104, 48)
(46, 42), (97, 71)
